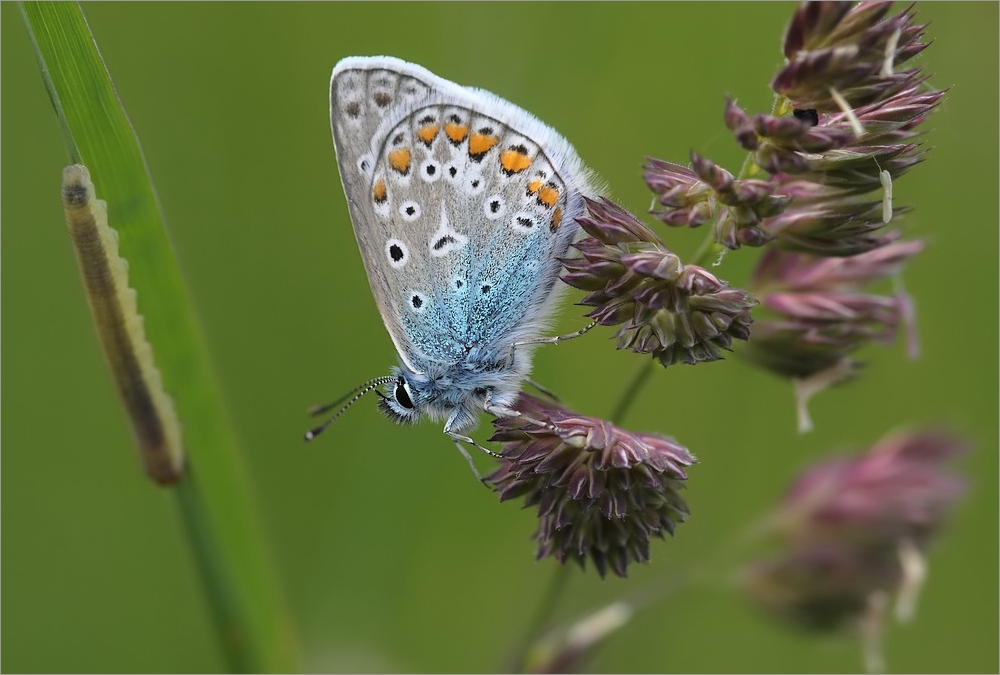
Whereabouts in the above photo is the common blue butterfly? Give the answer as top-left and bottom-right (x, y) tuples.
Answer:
(309, 56), (598, 461)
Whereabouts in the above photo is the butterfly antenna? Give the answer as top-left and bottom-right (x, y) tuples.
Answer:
(304, 376), (395, 441)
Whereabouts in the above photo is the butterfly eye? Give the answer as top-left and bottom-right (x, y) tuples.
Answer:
(394, 377), (414, 409)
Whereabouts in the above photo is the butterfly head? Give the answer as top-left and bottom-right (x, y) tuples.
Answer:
(376, 361), (516, 435)
(376, 368), (422, 426)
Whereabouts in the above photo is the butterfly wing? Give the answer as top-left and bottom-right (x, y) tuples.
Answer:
(330, 57), (598, 376)
(330, 58), (436, 373)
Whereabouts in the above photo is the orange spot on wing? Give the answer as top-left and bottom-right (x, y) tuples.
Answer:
(537, 184), (559, 208)
(527, 179), (543, 195)
(372, 180), (387, 203)
(500, 149), (532, 174)
(416, 124), (439, 146)
(468, 132), (499, 157)
(444, 121), (469, 144)
(551, 206), (563, 230)
(388, 148), (411, 175)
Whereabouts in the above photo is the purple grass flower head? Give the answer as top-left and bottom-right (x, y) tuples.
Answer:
(775, 2), (930, 111)
(646, 2), (942, 256)
(646, 152), (792, 248)
(486, 393), (695, 578)
(741, 543), (901, 633)
(741, 429), (968, 637)
(777, 429), (968, 548)
(743, 238), (924, 430)
(561, 197), (756, 367)
(644, 158), (717, 228)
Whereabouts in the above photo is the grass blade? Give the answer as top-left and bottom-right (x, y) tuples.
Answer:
(21, 2), (299, 671)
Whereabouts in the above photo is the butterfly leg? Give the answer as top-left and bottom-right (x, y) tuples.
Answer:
(447, 431), (501, 486)
(448, 430), (503, 459)
(505, 321), (596, 408)
(524, 377), (560, 401)
(512, 320), (598, 347)
(484, 395), (556, 433)
(451, 436), (487, 483)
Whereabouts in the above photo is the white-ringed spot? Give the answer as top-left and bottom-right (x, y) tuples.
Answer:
(484, 195), (506, 220)
(510, 211), (537, 234)
(399, 200), (421, 222)
(419, 158), (442, 183)
(409, 291), (428, 314)
(465, 174), (485, 196)
(385, 238), (409, 269)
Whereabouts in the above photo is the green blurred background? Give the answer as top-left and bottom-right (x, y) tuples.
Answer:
(2, 3), (996, 672)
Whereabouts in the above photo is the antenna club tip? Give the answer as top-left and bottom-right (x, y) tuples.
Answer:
(305, 376), (393, 440)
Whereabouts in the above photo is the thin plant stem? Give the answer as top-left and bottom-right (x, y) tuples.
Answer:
(508, 359), (658, 672)
(610, 359), (656, 425)
(510, 562), (572, 673)
(503, 86), (786, 675)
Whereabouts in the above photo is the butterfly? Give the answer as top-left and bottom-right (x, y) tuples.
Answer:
(309, 56), (598, 466)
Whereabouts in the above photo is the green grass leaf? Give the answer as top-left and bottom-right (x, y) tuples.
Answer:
(20, 2), (299, 671)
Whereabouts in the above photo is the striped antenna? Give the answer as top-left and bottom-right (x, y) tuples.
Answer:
(304, 376), (395, 441)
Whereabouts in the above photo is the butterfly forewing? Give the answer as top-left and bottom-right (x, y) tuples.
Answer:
(330, 58), (593, 378)
(331, 63), (435, 371)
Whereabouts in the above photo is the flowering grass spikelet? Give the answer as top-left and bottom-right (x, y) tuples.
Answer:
(562, 197), (756, 367)
(645, 1), (941, 257)
(486, 393), (695, 578)
(743, 238), (924, 429)
(741, 429), (967, 642)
